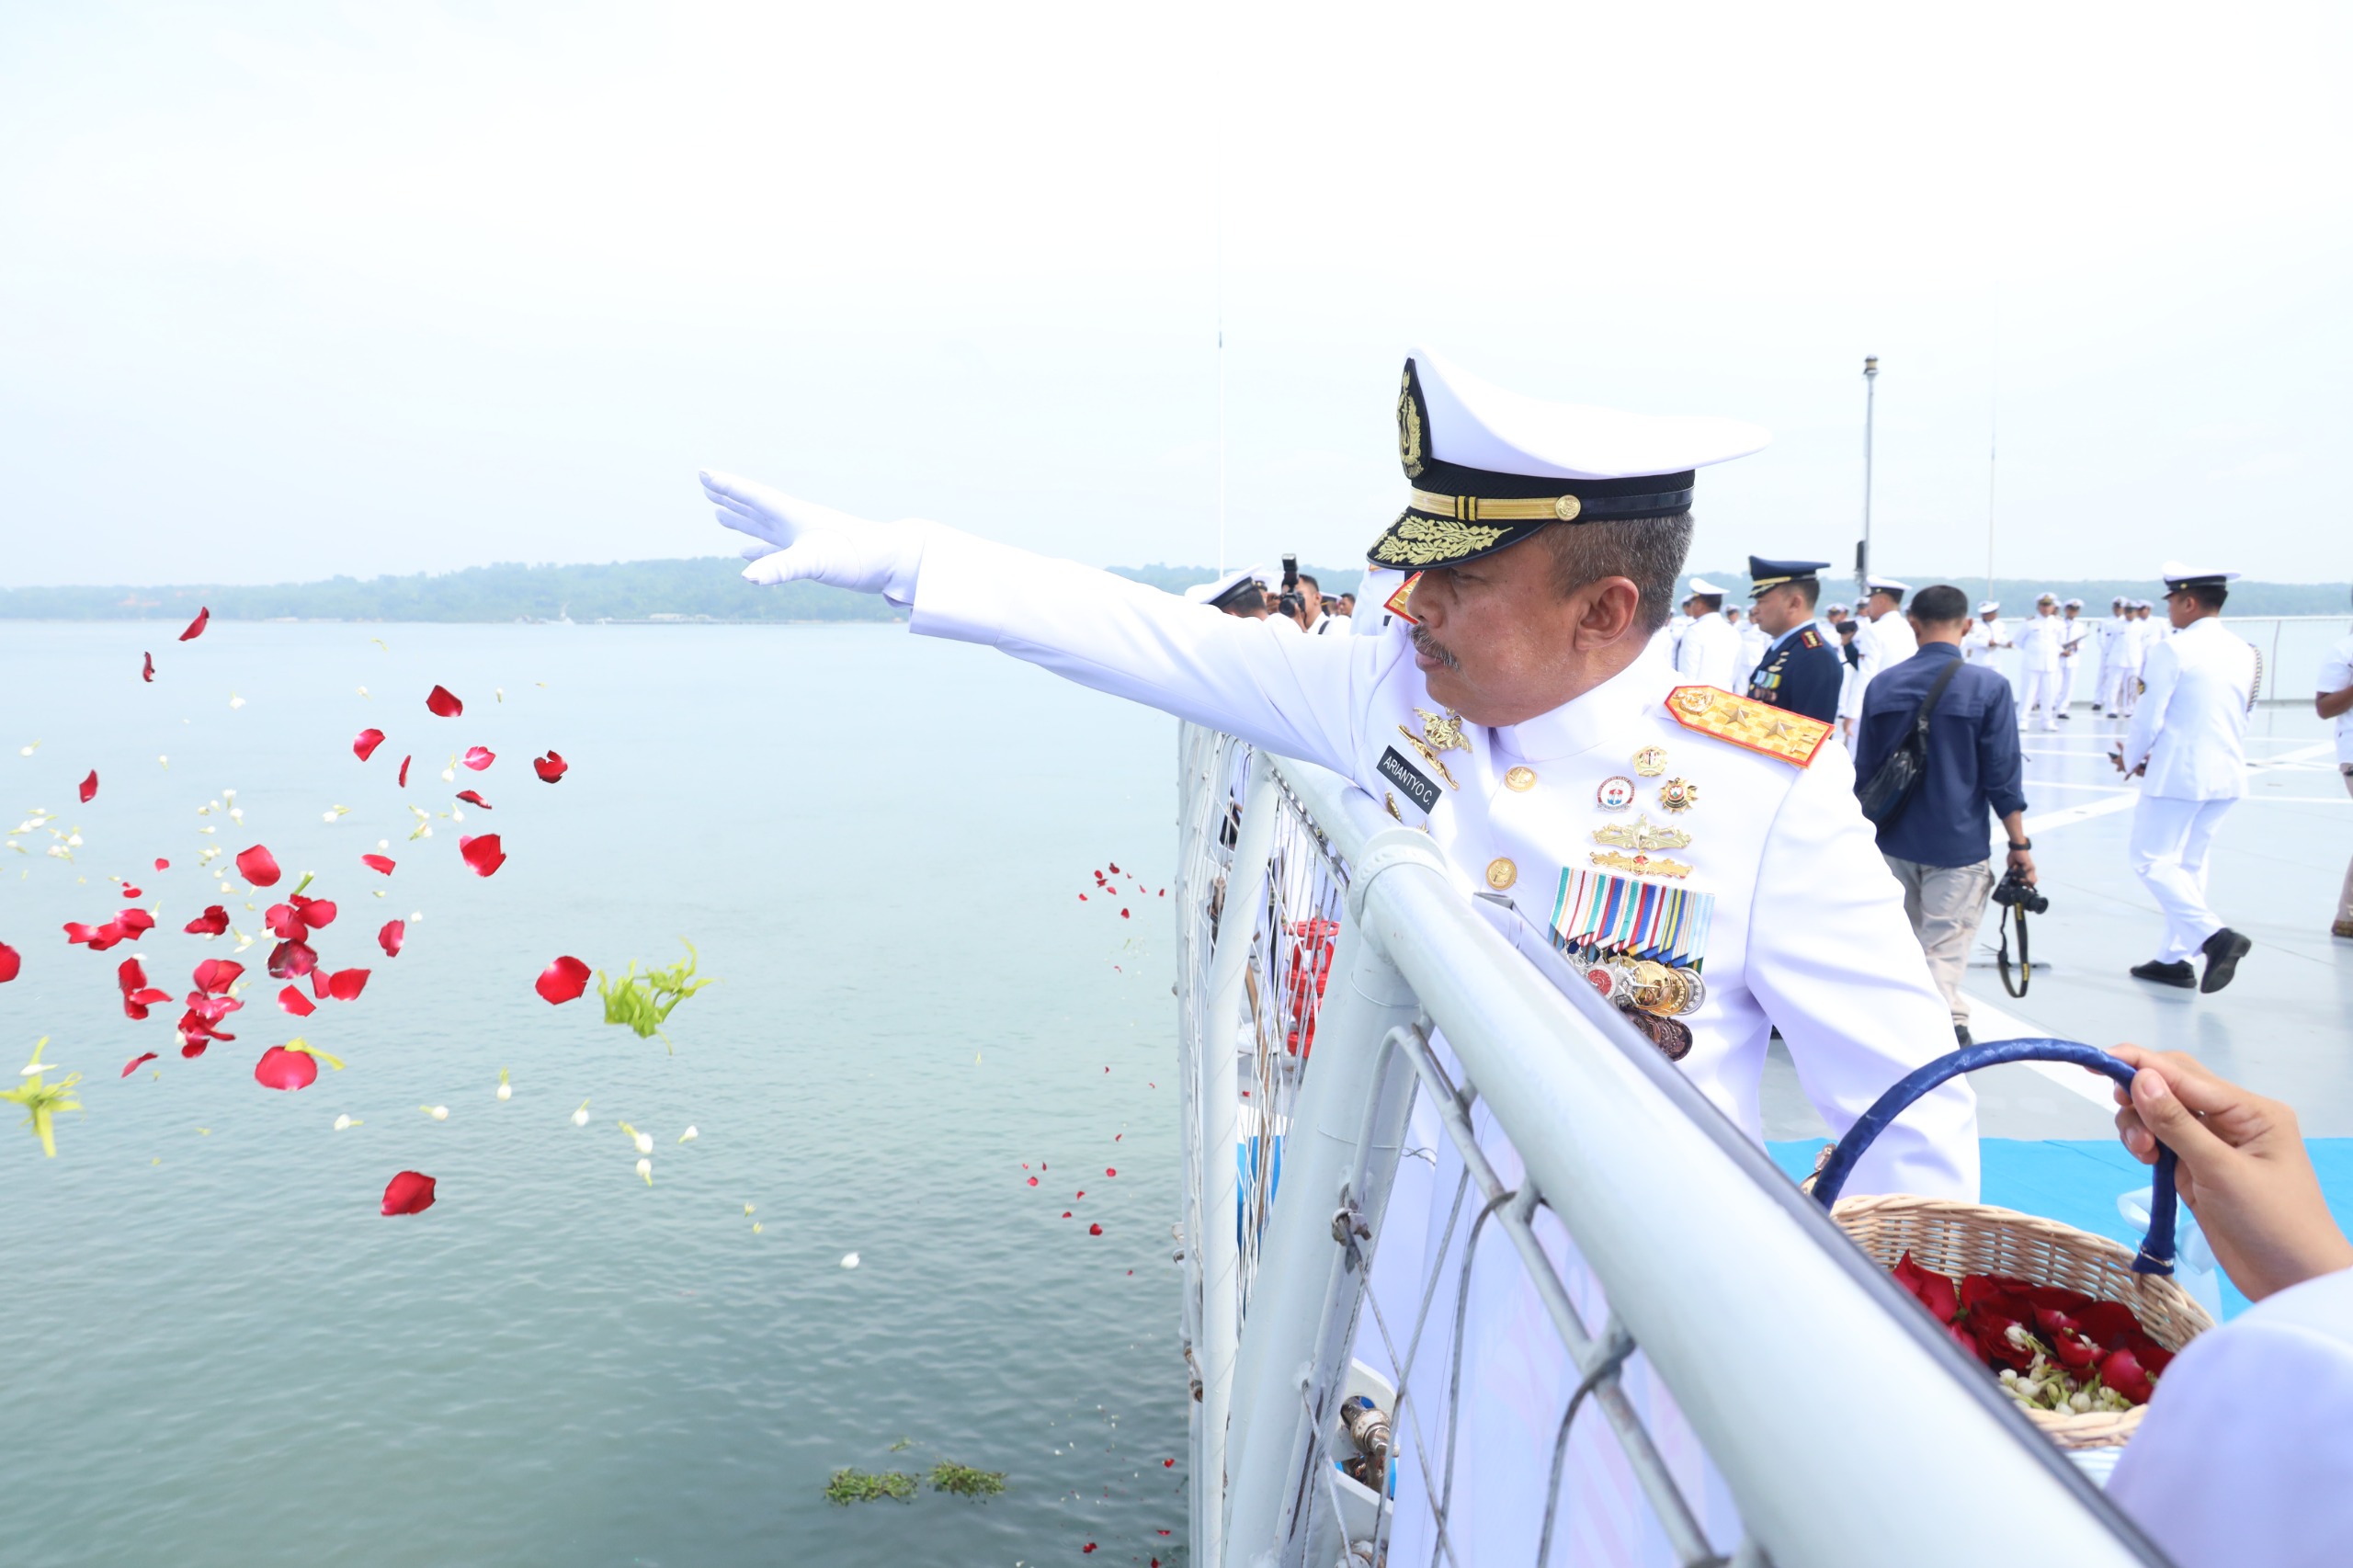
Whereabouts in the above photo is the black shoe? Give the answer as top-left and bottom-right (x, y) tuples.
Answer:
(2131, 960), (2196, 988)
(2200, 928), (2253, 994)
(1954, 1024), (1973, 1047)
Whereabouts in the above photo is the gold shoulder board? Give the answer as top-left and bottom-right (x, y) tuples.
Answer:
(1664, 685), (1831, 768)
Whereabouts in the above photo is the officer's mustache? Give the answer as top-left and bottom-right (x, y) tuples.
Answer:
(1411, 624), (1460, 670)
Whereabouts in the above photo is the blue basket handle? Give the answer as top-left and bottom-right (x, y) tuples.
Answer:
(1810, 1038), (2180, 1278)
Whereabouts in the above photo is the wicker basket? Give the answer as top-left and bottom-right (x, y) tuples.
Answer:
(1834, 1191), (2213, 1448)
(1813, 1038), (2216, 1449)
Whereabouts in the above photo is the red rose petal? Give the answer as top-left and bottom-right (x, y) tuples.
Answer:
(290, 894), (337, 929)
(184, 904), (230, 936)
(326, 968), (370, 1002)
(1106, 1167), (1116, 1177)
(192, 958), (244, 994)
(178, 606), (210, 641)
(1062, 1211), (1072, 1218)
(2100, 1346), (2154, 1403)
(310, 965), (333, 1000)
(154, 858), (169, 871)
(426, 684), (463, 717)
(265, 903), (308, 941)
(1120, 909), (1130, 919)
(1083, 1545), (1095, 1555)
(254, 1044), (319, 1091)
(266, 939), (318, 980)
(142, 652), (155, 682)
(536, 955), (590, 1004)
(459, 833), (506, 877)
(1088, 1223), (1102, 1236)
(278, 984), (316, 1017)
(361, 854), (395, 876)
(1164, 1459), (1175, 1468)
(532, 750), (567, 783)
(79, 769), (97, 803)
(378, 919), (405, 957)
(456, 790), (492, 809)
(398, 755), (412, 788)
(0, 940), (19, 983)
(120, 885), (142, 899)
(121, 1051), (158, 1076)
(116, 908), (154, 938)
(1027, 1176), (1039, 1186)
(381, 1170), (438, 1216)
(234, 844), (281, 888)
(354, 727), (387, 761)
(462, 746), (494, 771)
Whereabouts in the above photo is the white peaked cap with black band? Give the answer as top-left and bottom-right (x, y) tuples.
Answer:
(1184, 565), (1264, 608)
(1978, 601), (2001, 614)
(1370, 347), (1770, 571)
(1866, 576), (1913, 596)
(1687, 577), (1730, 598)
(2160, 561), (2243, 590)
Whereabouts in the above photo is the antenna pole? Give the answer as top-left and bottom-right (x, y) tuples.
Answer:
(1858, 355), (1879, 597)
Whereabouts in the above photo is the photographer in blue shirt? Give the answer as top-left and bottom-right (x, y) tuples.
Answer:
(1854, 584), (2034, 1044)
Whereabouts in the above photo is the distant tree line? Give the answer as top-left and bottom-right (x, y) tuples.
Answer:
(0, 557), (2338, 623)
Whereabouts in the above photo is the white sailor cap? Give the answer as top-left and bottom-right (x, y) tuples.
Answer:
(1865, 576), (1912, 597)
(2063, 597), (2085, 609)
(1977, 601), (2000, 615)
(1371, 347), (1771, 570)
(1184, 565), (1264, 608)
(1687, 576), (1729, 598)
(2111, 596), (2130, 607)
(2036, 591), (2058, 604)
(2160, 561), (2242, 592)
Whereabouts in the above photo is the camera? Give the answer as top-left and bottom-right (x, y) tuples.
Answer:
(1991, 868), (2049, 915)
(1276, 553), (1306, 618)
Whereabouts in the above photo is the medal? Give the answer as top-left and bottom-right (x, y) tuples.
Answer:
(1596, 776), (1637, 811)
(1591, 814), (1692, 852)
(1657, 777), (1699, 813)
(1631, 744), (1668, 778)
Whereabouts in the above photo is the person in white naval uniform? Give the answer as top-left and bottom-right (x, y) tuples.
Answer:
(702, 347), (1981, 1567)
(1961, 600), (2005, 665)
(2093, 597), (2133, 714)
(2015, 593), (2065, 730)
(2101, 1043), (2353, 1568)
(1728, 604), (1767, 690)
(2117, 564), (2256, 992)
(1672, 576), (1740, 690)
(1837, 577), (1916, 740)
(2056, 597), (2090, 718)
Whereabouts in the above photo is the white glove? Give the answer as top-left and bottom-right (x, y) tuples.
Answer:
(700, 470), (932, 606)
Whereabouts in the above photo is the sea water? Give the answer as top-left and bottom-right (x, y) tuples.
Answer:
(0, 620), (1187, 1567)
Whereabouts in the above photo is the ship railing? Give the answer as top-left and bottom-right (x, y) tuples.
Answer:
(1174, 724), (2167, 1568)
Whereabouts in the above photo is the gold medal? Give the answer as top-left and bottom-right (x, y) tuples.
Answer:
(1589, 849), (1693, 879)
(1484, 858), (1518, 891)
(1631, 744), (1668, 778)
(1591, 813), (1691, 852)
(1504, 766), (1538, 792)
(1658, 777), (1699, 813)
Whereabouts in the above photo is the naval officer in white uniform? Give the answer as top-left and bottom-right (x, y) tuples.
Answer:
(1837, 577), (1916, 736)
(1672, 576), (1740, 690)
(2015, 593), (2066, 730)
(700, 347), (1981, 1563)
(2118, 564), (2256, 993)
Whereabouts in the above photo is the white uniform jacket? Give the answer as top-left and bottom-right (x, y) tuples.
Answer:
(2014, 614), (2063, 674)
(1841, 609), (1918, 722)
(1675, 611), (1742, 692)
(2120, 618), (2255, 801)
(912, 529), (1979, 1199)
(2099, 615), (2136, 676)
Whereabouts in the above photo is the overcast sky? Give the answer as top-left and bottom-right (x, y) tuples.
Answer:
(4, 0), (2348, 587)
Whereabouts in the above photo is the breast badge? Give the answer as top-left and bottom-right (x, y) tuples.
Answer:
(1590, 849), (1692, 880)
(1591, 814), (1691, 852)
(1631, 744), (1668, 777)
(1596, 775), (1637, 812)
(1394, 710), (1465, 790)
(1657, 777), (1699, 813)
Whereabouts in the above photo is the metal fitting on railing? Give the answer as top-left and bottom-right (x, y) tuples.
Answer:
(1330, 1186), (1373, 1275)
(1341, 825), (1452, 924)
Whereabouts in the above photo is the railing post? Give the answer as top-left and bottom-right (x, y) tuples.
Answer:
(1196, 751), (1279, 1568)
(1221, 824), (1442, 1567)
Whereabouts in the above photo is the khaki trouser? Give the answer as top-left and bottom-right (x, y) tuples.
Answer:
(2340, 766), (2353, 924)
(1883, 855), (1996, 1028)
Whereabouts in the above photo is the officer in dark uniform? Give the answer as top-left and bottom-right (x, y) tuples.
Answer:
(1745, 556), (1843, 723)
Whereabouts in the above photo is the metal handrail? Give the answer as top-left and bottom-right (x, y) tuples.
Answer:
(1181, 729), (2169, 1568)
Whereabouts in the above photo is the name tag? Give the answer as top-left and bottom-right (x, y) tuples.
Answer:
(1377, 745), (1443, 814)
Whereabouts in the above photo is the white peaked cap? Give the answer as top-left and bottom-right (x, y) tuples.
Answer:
(2037, 592), (2058, 602)
(2160, 561), (2243, 585)
(2064, 597), (2085, 608)
(1978, 601), (2000, 614)
(1410, 347), (1771, 481)
(1688, 577), (1728, 597)
(1184, 565), (1263, 606)
(1866, 576), (1912, 595)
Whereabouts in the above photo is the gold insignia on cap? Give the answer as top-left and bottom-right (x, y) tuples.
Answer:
(1504, 766), (1538, 792)
(1663, 683), (1831, 767)
(1398, 369), (1426, 479)
(1657, 777), (1699, 813)
(1371, 515), (1510, 567)
(1485, 858), (1518, 891)
(1590, 849), (1693, 880)
(1417, 707), (1472, 756)
(1553, 494), (1582, 521)
(1631, 744), (1667, 778)
(1592, 813), (1692, 852)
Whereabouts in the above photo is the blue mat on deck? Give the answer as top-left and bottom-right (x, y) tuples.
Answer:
(1767, 1138), (2353, 1323)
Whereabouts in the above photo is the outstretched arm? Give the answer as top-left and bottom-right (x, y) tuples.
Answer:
(703, 470), (1380, 777)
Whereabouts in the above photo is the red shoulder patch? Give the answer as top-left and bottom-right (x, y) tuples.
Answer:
(1799, 627), (1823, 648)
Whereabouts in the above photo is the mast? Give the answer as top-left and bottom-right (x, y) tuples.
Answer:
(1857, 354), (1879, 597)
